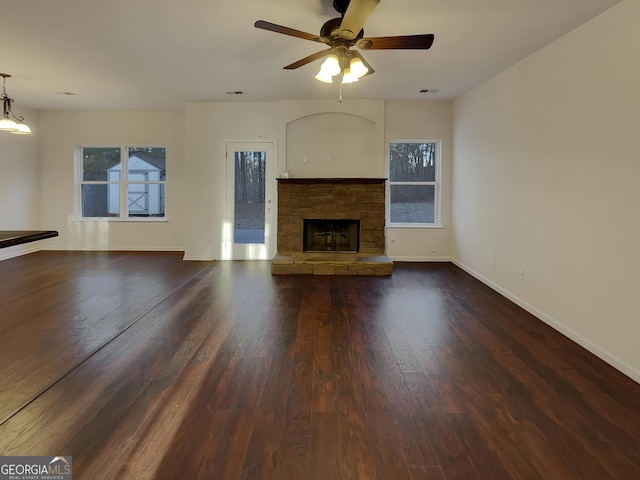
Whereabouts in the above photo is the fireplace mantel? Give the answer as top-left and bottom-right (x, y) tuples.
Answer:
(276, 177), (386, 184)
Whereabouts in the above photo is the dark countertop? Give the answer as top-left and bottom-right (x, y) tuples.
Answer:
(0, 230), (59, 249)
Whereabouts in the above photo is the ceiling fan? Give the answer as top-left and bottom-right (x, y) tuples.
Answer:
(254, 0), (434, 83)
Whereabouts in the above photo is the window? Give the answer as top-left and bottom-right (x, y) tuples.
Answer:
(388, 141), (440, 226)
(77, 146), (166, 219)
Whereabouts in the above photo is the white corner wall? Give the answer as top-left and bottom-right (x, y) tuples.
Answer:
(39, 110), (186, 251)
(0, 108), (44, 260)
(452, 0), (640, 381)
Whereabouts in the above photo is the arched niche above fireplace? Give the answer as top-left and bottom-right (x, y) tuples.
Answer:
(286, 112), (376, 178)
(277, 99), (385, 178)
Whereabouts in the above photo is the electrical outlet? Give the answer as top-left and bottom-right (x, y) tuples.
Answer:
(490, 255), (496, 266)
(430, 245), (437, 253)
(517, 268), (524, 281)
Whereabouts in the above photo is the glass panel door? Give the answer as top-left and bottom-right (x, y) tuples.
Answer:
(226, 142), (274, 260)
(234, 151), (266, 244)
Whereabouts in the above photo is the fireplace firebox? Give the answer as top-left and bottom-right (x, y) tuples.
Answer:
(303, 219), (360, 252)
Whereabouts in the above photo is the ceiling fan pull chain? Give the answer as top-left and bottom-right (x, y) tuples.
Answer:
(339, 80), (343, 103)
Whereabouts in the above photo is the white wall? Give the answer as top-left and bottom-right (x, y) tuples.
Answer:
(39, 110), (186, 251)
(184, 100), (386, 261)
(10, 99), (449, 263)
(452, 0), (640, 381)
(183, 99), (452, 261)
(286, 112), (377, 178)
(386, 101), (453, 261)
(184, 102), (279, 260)
(0, 108), (44, 260)
(279, 99), (385, 178)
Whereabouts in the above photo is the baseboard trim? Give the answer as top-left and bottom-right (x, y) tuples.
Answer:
(40, 246), (185, 252)
(451, 258), (640, 385)
(389, 255), (452, 262)
(0, 245), (41, 261)
(182, 254), (216, 261)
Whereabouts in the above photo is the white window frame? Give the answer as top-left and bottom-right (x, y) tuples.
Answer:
(387, 139), (442, 228)
(76, 145), (167, 221)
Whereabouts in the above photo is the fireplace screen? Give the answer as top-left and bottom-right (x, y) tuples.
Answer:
(303, 219), (360, 252)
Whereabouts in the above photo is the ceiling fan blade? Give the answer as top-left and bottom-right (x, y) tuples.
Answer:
(351, 51), (375, 76)
(284, 49), (333, 70)
(357, 34), (435, 50)
(338, 0), (380, 40)
(254, 20), (330, 44)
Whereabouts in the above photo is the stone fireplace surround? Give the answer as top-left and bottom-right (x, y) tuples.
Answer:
(272, 178), (393, 275)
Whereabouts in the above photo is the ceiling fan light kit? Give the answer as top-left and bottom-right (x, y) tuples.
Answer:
(315, 52), (368, 84)
(255, 0), (434, 87)
(348, 57), (368, 77)
(0, 73), (31, 135)
(315, 54), (342, 83)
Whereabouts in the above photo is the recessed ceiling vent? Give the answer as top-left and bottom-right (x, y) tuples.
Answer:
(225, 91), (244, 95)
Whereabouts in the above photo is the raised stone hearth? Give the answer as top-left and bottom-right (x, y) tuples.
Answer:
(273, 178), (392, 275)
(272, 253), (393, 276)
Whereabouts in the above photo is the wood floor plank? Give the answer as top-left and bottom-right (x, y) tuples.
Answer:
(0, 251), (208, 424)
(308, 412), (344, 479)
(408, 464), (446, 480)
(379, 373), (439, 468)
(275, 347), (313, 479)
(1, 254), (640, 479)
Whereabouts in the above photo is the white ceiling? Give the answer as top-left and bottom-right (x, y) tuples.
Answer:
(3, 0), (619, 111)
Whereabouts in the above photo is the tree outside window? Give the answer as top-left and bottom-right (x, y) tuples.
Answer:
(389, 141), (439, 225)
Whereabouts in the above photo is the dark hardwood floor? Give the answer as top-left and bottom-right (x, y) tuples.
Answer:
(1, 252), (639, 479)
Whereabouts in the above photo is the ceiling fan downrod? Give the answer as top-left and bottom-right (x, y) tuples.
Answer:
(333, 0), (351, 15)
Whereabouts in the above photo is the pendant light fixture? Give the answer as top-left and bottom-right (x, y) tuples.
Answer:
(1, 73), (31, 135)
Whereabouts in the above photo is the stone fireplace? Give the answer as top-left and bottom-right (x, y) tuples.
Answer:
(272, 178), (392, 275)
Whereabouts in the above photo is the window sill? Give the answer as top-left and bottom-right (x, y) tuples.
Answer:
(387, 224), (445, 229)
(77, 217), (169, 223)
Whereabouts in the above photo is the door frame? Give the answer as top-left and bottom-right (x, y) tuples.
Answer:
(224, 140), (276, 260)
